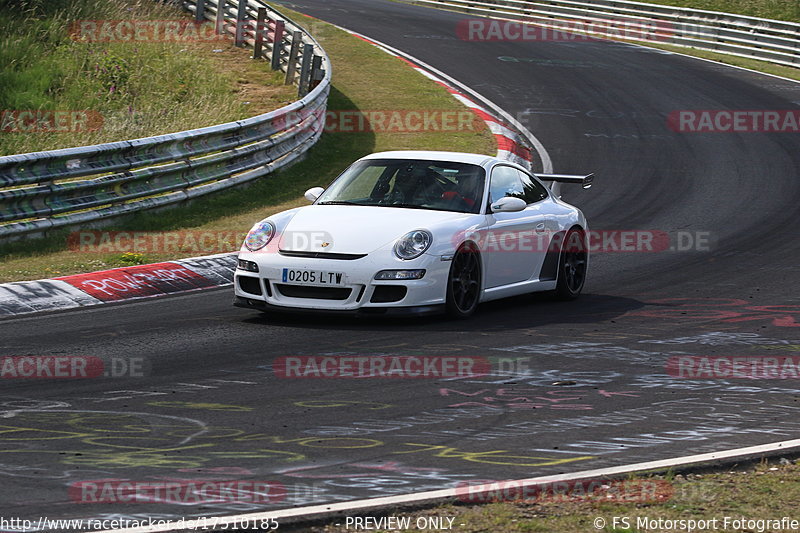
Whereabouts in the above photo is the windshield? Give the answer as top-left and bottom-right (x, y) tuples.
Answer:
(316, 158), (486, 214)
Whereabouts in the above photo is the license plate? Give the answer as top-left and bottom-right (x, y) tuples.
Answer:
(282, 268), (346, 287)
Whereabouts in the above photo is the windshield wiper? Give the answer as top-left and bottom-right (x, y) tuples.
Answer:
(382, 203), (438, 210)
(317, 200), (363, 205)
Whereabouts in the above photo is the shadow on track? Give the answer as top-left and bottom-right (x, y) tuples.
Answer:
(241, 293), (645, 333)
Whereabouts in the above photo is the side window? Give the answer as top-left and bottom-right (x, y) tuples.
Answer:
(518, 170), (549, 204)
(489, 166), (525, 203)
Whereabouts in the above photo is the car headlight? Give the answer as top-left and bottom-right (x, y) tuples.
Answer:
(244, 221), (276, 251)
(394, 230), (432, 260)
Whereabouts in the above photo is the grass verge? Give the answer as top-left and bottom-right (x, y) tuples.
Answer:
(0, 0), (296, 156)
(0, 4), (495, 283)
(627, 42), (800, 82)
(628, 0), (799, 22)
(295, 459), (800, 533)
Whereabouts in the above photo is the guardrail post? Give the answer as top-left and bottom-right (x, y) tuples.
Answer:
(297, 43), (313, 97)
(195, 0), (206, 23)
(253, 8), (267, 59)
(234, 0), (248, 47)
(309, 55), (323, 91)
(271, 20), (286, 70)
(111, 172), (134, 206)
(284, 31), (303, 84)
(215, 0), (227, 35)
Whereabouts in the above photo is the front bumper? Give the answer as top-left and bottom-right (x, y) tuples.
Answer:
(234, 296), (444, 317)
(233, 251), (451, 313)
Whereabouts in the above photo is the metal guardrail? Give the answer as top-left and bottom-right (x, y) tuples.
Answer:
(0, 0), (330, 240)
(414, 0), (800, 68)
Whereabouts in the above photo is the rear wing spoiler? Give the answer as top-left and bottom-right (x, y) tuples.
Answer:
(534, 173), (594, 199)
(534, 173), (594, 189)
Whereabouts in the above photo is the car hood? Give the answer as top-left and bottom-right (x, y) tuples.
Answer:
(277, 205), (474, 255)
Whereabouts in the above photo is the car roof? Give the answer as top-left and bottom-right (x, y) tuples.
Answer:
(359, 150), (497, 166)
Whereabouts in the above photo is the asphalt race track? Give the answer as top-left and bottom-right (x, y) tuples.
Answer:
(2, 0), (800, 526)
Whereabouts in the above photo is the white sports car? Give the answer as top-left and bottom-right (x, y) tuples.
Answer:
(234, 151), (592, 318)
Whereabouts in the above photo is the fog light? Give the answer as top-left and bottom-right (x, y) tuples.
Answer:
(374, 269), (425, 280)
(237, 259), (259, 273)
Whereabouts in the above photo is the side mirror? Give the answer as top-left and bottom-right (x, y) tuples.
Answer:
(304, 187), (325, 203)
(490, 196), (527, 213)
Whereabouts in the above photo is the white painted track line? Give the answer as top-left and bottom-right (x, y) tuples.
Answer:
(100, 438), (800, 532)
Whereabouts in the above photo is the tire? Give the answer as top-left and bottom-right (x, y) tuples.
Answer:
(446, 243), (482, 318)
(554, 228), (588, 300)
